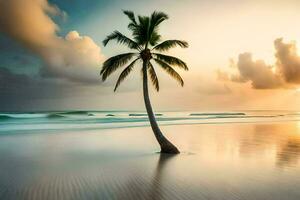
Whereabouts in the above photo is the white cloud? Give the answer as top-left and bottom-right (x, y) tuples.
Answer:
(0, 0), (104, 83)
(221, 38), (300, 89)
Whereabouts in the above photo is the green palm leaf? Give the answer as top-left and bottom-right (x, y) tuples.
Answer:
(124, 11), (140, 37)
(148, 11), (168, 46)
(103, 31), (141, 50)
(148, 62), (159, 91)
(101, 53), (136, 81)
(149, 31), (161, 46)
(154, 59), (184, 86)
(114, 58), (140, 91)
(123, 10), (137, 24)
(135, 16), (150, 45)
(153, 53), (188, 70)
(101, 10), (188, 90)
(153, 40), (188, 52)
(150, 11), (168, 28)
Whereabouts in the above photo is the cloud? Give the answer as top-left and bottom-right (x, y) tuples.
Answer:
(40, 31), (104, 83)
(0, 68), (110, 111)
(221, 38), (300, 89)
(231, 53), (283, 89)
(0, 67), (60, 110)
(275, 38), (300, 84)
(0, 0), (104, 83)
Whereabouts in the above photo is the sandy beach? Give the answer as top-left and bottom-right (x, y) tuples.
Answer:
(1, 122), (300, 200)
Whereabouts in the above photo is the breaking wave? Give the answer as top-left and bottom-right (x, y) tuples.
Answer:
(1, 110), (300, 133)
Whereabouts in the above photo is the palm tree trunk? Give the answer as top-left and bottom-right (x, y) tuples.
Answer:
(142, 60), (180, 154)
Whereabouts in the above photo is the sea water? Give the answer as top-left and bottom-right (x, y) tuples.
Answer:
(0, 110), (299, 133)
(1, 111), (300, 199)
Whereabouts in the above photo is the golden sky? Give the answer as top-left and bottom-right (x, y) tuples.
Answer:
(1, 0), (300, 111)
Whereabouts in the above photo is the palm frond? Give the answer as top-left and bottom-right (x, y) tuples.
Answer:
(149, 31), (161, 46)
(148, 62), (159, 91)
(154, 59), (184, 86)
(153, 53), (188, 70)
(101, 53), (137, 81)
(123, 10), (137, 24)
(148, 11), (168, 46)
(150, 11), (168, 28)
(133, 16), (150, 45)
(103, 31), (141, 50)
(126, 11), (168, 47)
(114, 58), (140, 91)
(128, 22), (138, 32)
(123, 10), (140, 35)
(153, 40), (188, 52)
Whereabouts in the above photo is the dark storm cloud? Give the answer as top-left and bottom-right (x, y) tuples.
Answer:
(0, 68), (96, 111)
(0, 68), (60, 110)
(222, 38), (300, 89)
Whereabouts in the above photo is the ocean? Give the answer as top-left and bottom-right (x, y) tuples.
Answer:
(0, 110), (299, 134)
(1, 110), (300, 199)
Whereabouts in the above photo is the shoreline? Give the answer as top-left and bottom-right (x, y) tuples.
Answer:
(1, 122), (300, 199)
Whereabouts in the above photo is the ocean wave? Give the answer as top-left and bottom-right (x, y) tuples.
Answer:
(0, 115), (13, 120)
(190, 112), (246, 116)
(129, 113), (162, 116)
(0, 111), (94, 120)
(46, 113), (66, 119)
(58, 111), (91, 115)
(1, 110), (299, 133)
(0, 113), (48, 120)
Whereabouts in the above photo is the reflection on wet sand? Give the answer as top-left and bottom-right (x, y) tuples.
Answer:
(149, 154), (176, 200)
(277, 139), (300, 168)
(1, 122), (300, 199)
(235, 123), (300, 168)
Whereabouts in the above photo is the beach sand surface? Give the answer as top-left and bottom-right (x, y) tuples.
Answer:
(1, 122), (300, 199)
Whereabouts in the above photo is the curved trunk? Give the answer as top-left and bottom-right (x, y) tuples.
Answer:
(142, 60), (180, 154)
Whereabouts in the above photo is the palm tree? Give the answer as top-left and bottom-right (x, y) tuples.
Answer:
(100, 10), (188, 154)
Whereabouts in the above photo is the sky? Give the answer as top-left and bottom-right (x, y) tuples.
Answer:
(1, 0), (300, 111)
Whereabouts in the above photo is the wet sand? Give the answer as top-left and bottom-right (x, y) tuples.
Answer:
(1, 122), (300, 199)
